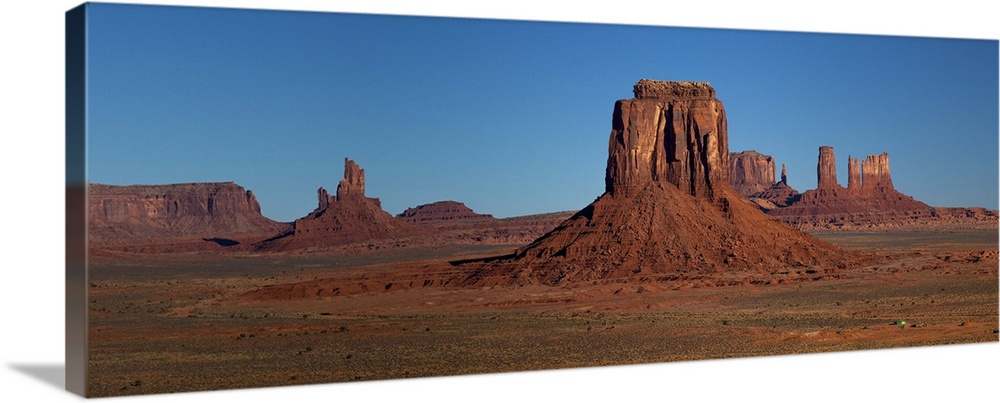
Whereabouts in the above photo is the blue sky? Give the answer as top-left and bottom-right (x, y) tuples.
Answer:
(85, 3), (999, 221)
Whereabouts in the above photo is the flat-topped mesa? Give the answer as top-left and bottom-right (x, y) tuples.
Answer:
(816, 146), (840, 190)
(606, 79), (728, 200)
(88, 182), (289, 245)
(862, 153), (893, 191)
(730, 150), (776, 197)
(336, 158), (366, 200)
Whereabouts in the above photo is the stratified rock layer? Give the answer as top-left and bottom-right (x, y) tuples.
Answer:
(89, 182), (289, 250)
(464, 80), (850, 287)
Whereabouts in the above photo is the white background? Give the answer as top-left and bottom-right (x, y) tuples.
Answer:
(1, 1), (997, 402)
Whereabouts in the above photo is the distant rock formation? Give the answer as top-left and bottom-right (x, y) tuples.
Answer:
(728, 151), (800, 208)
(730, 146), (996, 229)
(89, 182), (289, 250)
(259, 158), (434, 251)
(396, 201), (573, 245)
(464, 80), (850, 287)
(397, 201), (494, 225)
(729, 150), (775, 196)
(768, 147), (934, 228)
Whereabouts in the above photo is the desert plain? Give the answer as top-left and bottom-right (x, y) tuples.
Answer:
(86, 226), (997, 396)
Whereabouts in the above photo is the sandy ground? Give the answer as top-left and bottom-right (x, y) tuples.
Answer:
(85, 229), (997, 397)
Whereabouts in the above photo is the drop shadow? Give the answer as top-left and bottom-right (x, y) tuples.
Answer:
(9, 363), (65, 391)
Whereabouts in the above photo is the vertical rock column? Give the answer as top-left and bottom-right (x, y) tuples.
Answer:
(862, 153), (893, 191)
(816, 146), (839, 189)
(847, 156), (861, 192)
(336, 158), (366, 200)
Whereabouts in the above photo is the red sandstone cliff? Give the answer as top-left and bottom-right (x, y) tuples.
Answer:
(605, 80), (728, 200)
(728, 151), (800, 208)
(729, 150), (775, 196)
(463, 80), (850, 287)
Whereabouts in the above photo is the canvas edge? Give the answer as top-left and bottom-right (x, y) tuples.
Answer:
(65, 2), (88, 397)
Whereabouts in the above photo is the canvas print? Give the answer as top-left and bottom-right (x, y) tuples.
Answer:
(66, 2), (999, 397)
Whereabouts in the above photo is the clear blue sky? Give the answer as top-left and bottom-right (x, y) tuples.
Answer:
(85, 3), (999, 221)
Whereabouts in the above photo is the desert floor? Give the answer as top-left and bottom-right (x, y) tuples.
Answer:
(85, 229), (998, 397)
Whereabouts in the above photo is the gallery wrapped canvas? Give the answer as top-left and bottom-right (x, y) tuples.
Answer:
(65, 1), (998, 398)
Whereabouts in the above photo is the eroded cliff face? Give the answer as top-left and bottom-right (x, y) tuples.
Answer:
(336, 158), (366, 200)
(861, 153), (893, 192)
(463, 80), (850, 287)
(88, 182), (289, 245)
(606, 80), (728, 200)
(847, 157), (861, 191)
(730, 150), (776, 197)
(727, 151), (800, 209)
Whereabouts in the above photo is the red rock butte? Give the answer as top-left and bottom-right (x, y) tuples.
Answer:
(729, 151), (800, 209)
(729, 150), (776, 196)
(463, 80), (851, 287)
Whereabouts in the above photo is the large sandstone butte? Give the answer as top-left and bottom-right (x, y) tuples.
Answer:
(89, 182), (289, 249)
(259, 158), (434, 251)
(465, 80), (850, 286)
